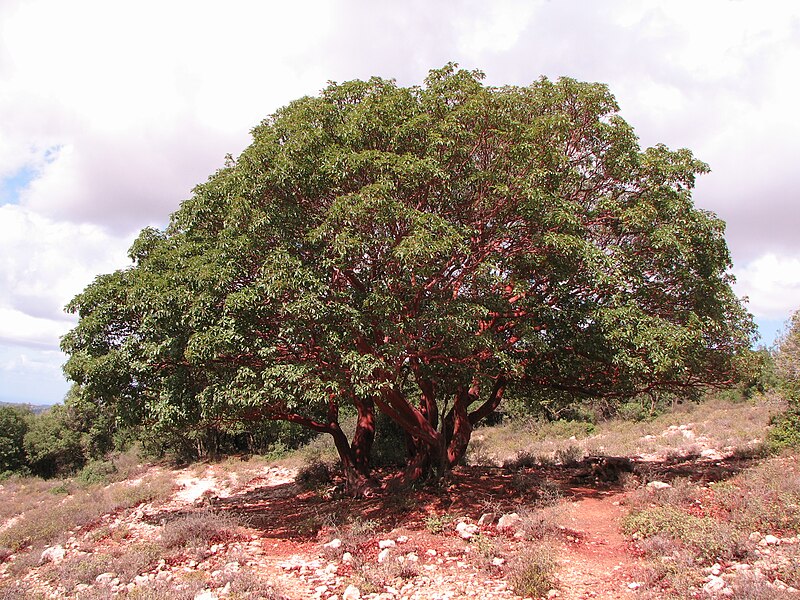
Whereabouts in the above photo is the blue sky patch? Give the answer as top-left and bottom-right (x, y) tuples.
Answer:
(0, 164), (38, 205)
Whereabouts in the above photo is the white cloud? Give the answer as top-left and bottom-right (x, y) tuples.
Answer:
(0, 204), (134, 343)
(734, 254), (800, 321)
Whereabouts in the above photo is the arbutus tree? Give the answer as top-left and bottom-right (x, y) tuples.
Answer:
(62, 65), (754, 495)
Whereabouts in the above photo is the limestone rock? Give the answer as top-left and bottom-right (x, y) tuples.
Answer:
(40, 545), (66, 564)
(456, 521), (479, 539)
(497, 513), (522, 531)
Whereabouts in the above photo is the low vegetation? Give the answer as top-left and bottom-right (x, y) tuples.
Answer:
(622, 456), (800, 597)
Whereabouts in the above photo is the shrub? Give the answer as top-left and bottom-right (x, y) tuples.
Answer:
(76, 459), (118, 485)
(110, 542), (164, 581)
(503, 450), (539, 470)
(424, 513), (456, 534)
(623, 506), (748, 562)
(223, 569), (289, 599)
(42, 552), (113, 590)
(507, 546), (557, 598)
(160, 509), (241, 551)
(23, 406), (85, 477)
(767, 396), (800, 452)
(0, 406), (31, 475)
(554, 444), (582, 465)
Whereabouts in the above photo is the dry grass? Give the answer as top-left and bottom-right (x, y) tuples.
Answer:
(0, 470), (174, 552)
(160, 509), (242, 553)
(711, 456), (800, 533)
(507, 545), (557, 598)
(468, 394), (783, 467)
(624, 454), (800, 596)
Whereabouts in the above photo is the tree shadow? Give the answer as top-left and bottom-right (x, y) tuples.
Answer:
(144, 453), (764, 539)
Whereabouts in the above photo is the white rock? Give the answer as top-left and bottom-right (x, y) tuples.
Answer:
(324, 538), (343, 549)
(378, 548), (391, 563)
(223, 561), (240, 573)
(378, 539), (396, 549)
(456, 522), (479, 539)
(492, 557), (505, 566)
(701, 449), (724, 460)
(134, 575), (150, 586)
(194, 592), (217, 600)
(342, 552), (353, 563)
(40, 545), (66, 564)
(627, 582), (642, 590)
(646, 481), (671, 490)
(95, 572), (116, 585)
(406, 552), (419, 562)
(763, 534), (780, 545)
(497, 513), (522, 531)
(343, 584), (361, 600)
(710, 563), (722, 576)
(396, 535), (409, 544)
(426, 549), (437, 557)
(703, 575), (726, 593)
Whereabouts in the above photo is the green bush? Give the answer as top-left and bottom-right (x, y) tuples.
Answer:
(0, 406), (31, 475)
(768, 396), (800, 452)
(23, 406), (85, 477)
(76, 459), (118, 485)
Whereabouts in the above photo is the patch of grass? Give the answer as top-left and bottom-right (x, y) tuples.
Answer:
(424, 513), (457, 534)
(507, 546), (557, 598)
(350, 556), (419, 594)
(124, 581), (198, 600)
(711, 457), (800, 533)
(518, 504), (565, 541)
(0, 580), (43, 600)
(554, 444), (583, 465)
(0, 471), (173, 553)
(41, 552), (113, 590)
(110, 541), (164, 581)
(160, 509), (241, 551)
(623, 505), (748, 562)
(223, 569), (289, 599)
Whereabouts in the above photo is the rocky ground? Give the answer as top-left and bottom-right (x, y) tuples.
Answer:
(1, 408), (799, 599)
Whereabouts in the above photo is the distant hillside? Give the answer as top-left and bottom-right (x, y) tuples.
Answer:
(0, 400), (51, 415)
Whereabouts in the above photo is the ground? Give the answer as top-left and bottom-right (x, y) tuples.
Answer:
(0, 397), (799, 600)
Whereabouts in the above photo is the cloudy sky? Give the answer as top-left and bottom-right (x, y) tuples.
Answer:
(1, 0), (798, 405)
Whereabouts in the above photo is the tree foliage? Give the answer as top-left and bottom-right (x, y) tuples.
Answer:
(62, 65), (754, 491)
(776, 309), (800, 388)
(0, 405), (31, 476)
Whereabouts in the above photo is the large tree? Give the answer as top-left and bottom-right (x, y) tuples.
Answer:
(62, 65), (754, 492)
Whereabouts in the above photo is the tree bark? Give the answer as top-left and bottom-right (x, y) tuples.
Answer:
(351, 397), (375, 474)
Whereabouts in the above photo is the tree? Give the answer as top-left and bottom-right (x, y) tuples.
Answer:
(0, 405), (31, 476)
(775, 309), (800, 387)
(768, 310), (800, 450)
(62, 65), (754, 493)
(23, 405), (85, 477)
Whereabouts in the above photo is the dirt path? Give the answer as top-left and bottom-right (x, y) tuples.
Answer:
(555, 489), (640, 599)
